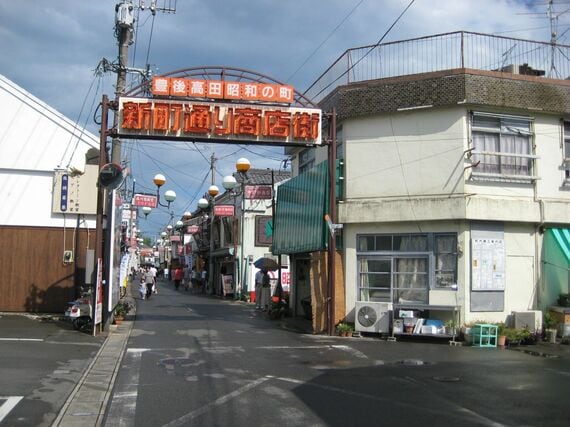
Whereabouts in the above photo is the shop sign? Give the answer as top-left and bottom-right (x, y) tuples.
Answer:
(132, 193), (157, 208)
(186, 225), (200, 234)
(245, 185), (272, 200)
(152, 77), (295, 104)
(117, 97), (322, 146)
(214, 205), (235, 217)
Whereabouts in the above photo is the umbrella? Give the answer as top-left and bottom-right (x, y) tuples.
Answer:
(253, 257), (279, 271)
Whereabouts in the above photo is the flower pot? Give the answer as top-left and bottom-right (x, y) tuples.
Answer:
(498, 335), (506, 347)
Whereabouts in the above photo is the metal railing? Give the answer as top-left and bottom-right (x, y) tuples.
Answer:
(304, 31), (570, 103)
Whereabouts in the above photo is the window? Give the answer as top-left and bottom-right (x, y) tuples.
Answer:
(298, 148), (315, 174)
(471, 113), (537, 181)
(357, 233), (458, 304)
(434, 234), (457, 289)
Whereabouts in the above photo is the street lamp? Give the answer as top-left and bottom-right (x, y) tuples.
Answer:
(222, 157), (251, 300)
(198, 184), (219, 294)
(142, 206), (152, 218)
(153, 173), (177, 208)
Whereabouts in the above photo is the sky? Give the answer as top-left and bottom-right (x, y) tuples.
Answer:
(1, 0), (568, 239)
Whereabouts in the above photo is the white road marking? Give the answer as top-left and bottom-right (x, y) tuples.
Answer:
(0, 396), (23, 423)
(163, 376), (270, 427)
(0, 338), (43, 341)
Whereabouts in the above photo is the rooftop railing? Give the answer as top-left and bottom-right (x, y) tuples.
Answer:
(304, 31), (570, 103)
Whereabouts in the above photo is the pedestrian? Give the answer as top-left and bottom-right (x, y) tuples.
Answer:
(261, 269), (271, 311)
(150, 265), (158, 293)
(254, 268), (265, 310)
(138, 276), (146, 300)
(174, 266), (184, 290)
(144, 267), (154, 299)
(164, 266), (169, 281)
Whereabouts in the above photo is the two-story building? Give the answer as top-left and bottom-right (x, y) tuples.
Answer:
(282, 31), (570, 335)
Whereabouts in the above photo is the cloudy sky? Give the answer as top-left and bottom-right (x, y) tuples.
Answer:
(1, 0), (568, 238)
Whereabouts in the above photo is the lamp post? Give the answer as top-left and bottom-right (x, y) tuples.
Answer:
(222, 157), (251, 299)
(198, 184), (219, 294)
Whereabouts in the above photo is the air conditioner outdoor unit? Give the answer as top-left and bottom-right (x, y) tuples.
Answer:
(355, 301), (392, 333)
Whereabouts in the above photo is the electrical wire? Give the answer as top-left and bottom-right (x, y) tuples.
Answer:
(286, 0), (364, 83)
(306, 0), (416, 100)
(58, 74), (100, 168)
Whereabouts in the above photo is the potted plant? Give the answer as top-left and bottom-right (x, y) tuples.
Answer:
(114, 301), (131, 324)
(496, 322), (507, 347)
(543, 311), (557, 343)
(336, 322), (354, 337)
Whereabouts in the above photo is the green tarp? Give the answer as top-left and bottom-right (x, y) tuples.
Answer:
(272, 161), (329, 255)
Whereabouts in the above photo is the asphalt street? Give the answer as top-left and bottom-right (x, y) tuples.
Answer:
(0, 313), (105, 426)
(2, 280), (570, 426)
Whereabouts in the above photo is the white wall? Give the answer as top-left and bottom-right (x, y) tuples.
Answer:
(343, 107), (467, 200)
(0, 74), (98, 228)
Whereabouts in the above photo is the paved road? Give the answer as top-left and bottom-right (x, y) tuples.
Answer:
(2, 281), (570, 426)
(0, 313), (105, 426)
(102, 280), (570, 427)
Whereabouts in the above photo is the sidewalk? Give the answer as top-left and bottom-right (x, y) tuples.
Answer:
(52, 293), (136, 427)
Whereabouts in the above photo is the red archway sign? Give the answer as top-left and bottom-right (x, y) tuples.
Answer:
(113, 66), (323, 147)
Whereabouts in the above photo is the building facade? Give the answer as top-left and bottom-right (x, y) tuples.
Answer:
(285, 31), (570, 334)
(0, 74), (99, 312)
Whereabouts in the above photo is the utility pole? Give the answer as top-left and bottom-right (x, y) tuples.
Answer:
(108, 0), (178, 163)
(208, 152), (216, 294)
(111, 1), (134, 163)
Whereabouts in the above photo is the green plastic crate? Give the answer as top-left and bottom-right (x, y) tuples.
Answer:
(472, 324), (498, 347)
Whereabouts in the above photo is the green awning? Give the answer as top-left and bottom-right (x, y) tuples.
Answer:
(551, 228), (570, 262)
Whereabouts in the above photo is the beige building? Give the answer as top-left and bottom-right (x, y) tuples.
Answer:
(288, 31), (570, 335)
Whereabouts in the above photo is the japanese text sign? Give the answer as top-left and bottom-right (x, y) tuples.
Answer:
(132, 193), (157, 208)
(117, 97), (322, 146)
(152, 77), (295, 104)
(244, 185), (272, 200)
(186, 225), (200, 234)
(214, 205), (235, 217)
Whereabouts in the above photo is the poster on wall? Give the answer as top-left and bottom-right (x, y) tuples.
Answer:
(471, 238), (505, 291)
(221, 275), (234, 296)
(255, 216), (273, 246)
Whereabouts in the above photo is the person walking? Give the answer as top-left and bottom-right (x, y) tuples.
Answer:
(261, 269), (271, 311)
(150, 265), (158, 293)
(174, 266), (184, 290)
(254, 268), (266, 310)
(144, 267), (154, 299)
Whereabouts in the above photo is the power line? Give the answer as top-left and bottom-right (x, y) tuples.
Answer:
(286, 0), (364, 83)
(306, 0), (416, 100)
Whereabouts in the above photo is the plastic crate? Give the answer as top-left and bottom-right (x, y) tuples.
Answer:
(471, 324), (498, 347)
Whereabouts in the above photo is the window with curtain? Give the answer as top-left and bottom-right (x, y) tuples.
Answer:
(357, 233), (458, 304)
(471, 113), (534, 180)
(434, 234), (457, 288)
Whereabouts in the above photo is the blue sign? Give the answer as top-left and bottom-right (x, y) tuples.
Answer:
(60, 174), (69, 211)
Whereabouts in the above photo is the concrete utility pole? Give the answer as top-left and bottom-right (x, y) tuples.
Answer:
(110, 0), (178, 163)
(111, 1), (135, 163)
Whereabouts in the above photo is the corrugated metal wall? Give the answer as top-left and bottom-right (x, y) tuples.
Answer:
(273, 161), (329, 255)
